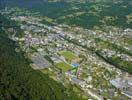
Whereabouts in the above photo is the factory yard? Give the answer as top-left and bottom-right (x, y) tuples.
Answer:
(31, 53), (52, 69)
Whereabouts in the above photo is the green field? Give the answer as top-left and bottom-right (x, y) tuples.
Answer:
(40, 68), (58, 81)
(59, 51), (78, 61)
(55, 62), (73, 71)
(122, 37), (132, 46)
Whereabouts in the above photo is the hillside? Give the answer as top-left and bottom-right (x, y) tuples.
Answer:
(0, 17), (81, 100)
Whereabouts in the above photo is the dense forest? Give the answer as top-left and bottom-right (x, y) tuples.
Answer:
(0, 15), (82, 100)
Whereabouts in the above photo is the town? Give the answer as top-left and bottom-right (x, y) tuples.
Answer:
(1, 7), (132, 100)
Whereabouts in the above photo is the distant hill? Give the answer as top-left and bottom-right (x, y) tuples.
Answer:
(1, 0), (132, 29)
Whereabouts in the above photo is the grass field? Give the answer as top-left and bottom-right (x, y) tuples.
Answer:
(59, 51), (78, 61)
(55, 62), (73, 71)
(40, 68), (58, 81)
(122, 37), (132, 46)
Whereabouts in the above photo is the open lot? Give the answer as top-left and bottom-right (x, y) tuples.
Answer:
(55, 61), (73, 71)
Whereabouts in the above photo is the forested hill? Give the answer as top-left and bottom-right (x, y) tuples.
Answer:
(0, 20), (81, 100)
(1, 0), (132, 29)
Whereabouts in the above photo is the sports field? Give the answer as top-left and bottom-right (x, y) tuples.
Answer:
(55, 61), (73, 71)
(59, 51), (78, 61)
